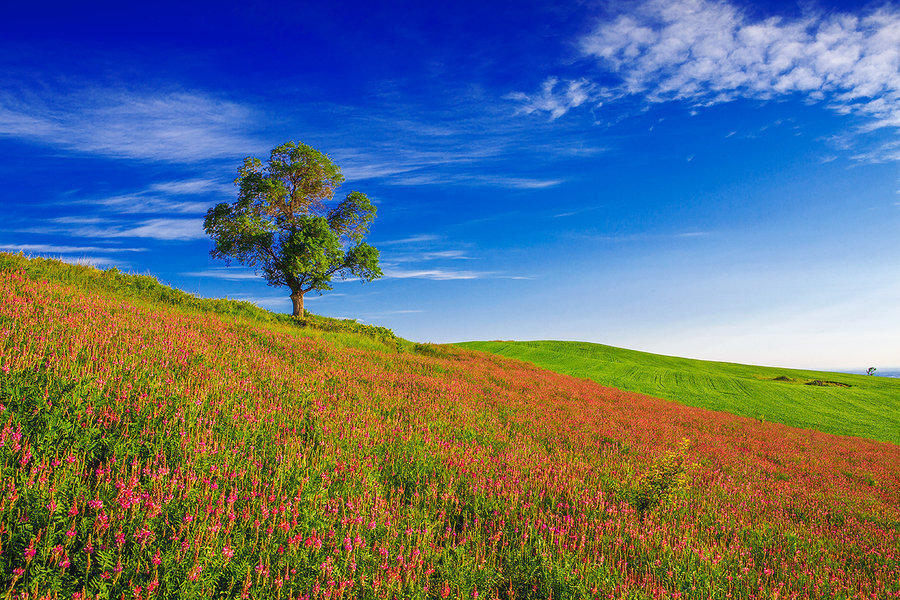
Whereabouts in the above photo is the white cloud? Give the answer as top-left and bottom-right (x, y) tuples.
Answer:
(334, 143), (492, 186)
(386, 172), (564, 189)
(85, 194), (213, 214)
(0, 243), (145, 254)
(409, 250), (470, 261)
(469, 176), (564, 189)
(73, 218), (206, 241)
(59, 177), (231, 216)
(383, 268), (493, 280)
(386, 249), (472, 264)
(379, 234), (442, 246)
(181, 268), (262, 281)
(341, 157), (563, 189)
(148, 178), (233, 195)
(514, 0), (900, 133)
(50, 216), (111, 225)
(339, 161), (426, 182)
(507, 77), (595, 120)
(329, 111), (573, 189)
(0, 86), (265, 163)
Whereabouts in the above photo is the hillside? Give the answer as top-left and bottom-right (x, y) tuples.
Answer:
(1, 253), (899, 599)
(457, 340), (900, 446)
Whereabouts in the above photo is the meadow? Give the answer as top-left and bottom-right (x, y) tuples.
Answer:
(456, 341), (900, 446)
(1, 253), (899, 599)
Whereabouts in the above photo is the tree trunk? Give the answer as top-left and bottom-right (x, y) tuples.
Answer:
(290, 290), (305, 317)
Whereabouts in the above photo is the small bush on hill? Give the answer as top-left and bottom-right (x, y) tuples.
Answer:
(633, 438), (691, 518)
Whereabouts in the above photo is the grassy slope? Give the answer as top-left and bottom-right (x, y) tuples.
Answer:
(2, 254), (900, 599)
(456, 340), (900, 445)
(1, 253), (402, 353)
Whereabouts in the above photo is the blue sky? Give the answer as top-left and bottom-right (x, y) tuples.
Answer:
(1, 0), (898, 371)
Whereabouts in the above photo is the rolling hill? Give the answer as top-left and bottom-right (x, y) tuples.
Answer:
(1, 253), (899, 599)
(456, 340), (900, 445)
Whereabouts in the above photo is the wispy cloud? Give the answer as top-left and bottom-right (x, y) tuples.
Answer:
(180, 268), (262, 281)
(50, 216), (111, 225)
(506, 77), (595, 120)
(382, 268), (494, 281)
(339, 161), (427, 182)
(569, 229), (714, 244)
(0, 243), (145, 254)
(82, 194), (213, 214)
(513, 0), (900, 136)
(72, 218), (207, 241)
(0, 85), (266, 163)
(77, 178), (233, 214)
(340, 155), (565, 189)
(462, 175), (564, 189)
(553, 205), (605, 218)
(389, 250), (471, 262)
(387, 172), (564, 189)
(379, 234), (442, 246)
(325, 107), (576, 189)
(148, 178), (233, 195)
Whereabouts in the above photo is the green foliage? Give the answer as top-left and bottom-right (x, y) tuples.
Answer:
(633, 438), (691, 517)
(204, 141), (382, 316)
(457, 340), (900, 445)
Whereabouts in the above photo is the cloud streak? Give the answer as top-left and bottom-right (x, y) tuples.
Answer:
(382, 268), (494, 281)
(0, 85), (266, 163)
(72, 177), (232, 215)
(181, 268), (262, 281)
(513, 0), (900, 132)
(506, 77), (595, 120)
(66, 218), (207, 241)
(0, 243), (145, 254)
(83, 194), (213, 215)
(389, 250), (471, 263)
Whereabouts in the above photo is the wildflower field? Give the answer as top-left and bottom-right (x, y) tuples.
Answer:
(1, 254), (899, 599)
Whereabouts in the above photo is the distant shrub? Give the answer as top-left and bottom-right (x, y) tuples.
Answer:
(633, 438), (691, 517)
(805, 379), (851, 388)
(411, 342), (454, 358)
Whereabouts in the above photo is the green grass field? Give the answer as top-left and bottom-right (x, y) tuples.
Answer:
(456, 340), (900, 445)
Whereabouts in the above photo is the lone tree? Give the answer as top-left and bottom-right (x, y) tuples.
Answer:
(204, 142), (382, 317)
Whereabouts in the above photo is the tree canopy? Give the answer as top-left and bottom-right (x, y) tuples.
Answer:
(204, 142), (382, 317)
